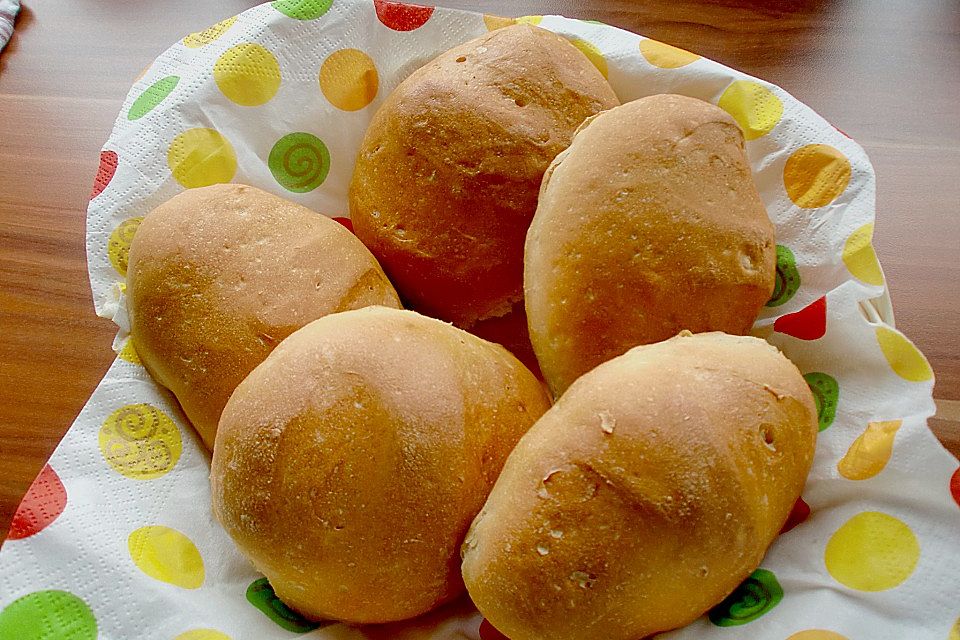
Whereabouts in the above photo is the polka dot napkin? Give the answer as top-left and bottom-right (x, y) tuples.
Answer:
(2, 1), (959, 639)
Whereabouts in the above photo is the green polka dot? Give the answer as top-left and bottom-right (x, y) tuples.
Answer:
(246, 578), (320, 633)
(766, 244), (801, 307)
(804, 372), (840, 432)
(0, 590), (97, 640)
(708, 568), (783, 627)
(128, 76), (180, 121)
(269, 132), (331, 193)
(272, 0), (333, 20)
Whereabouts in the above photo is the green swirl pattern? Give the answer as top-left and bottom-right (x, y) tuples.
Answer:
(708, 568), (783, 627)
(767, 244), (801, 307)
(804, 371), (840, 431)
(246, 578), (322, 632)
(269, 132), (331, 193)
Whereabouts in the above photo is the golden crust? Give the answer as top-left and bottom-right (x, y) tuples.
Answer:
(525, 94), (776, 395)
(126, 184), (400, 449)
(211, 306), (551, 624)
(349, 24), (619, 331)
(461, 332), (817, 640)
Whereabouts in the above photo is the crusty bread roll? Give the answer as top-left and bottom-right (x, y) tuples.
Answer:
(525, 94), (776, 395)
(462, 331), (817, 640)
(127, 184), (400, 449)
(349, 24), (619, 347)
(211, 306), (551, 624)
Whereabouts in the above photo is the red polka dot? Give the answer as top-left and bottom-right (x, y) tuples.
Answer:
(779, 495), (810, 534)
(8, 465), (68, 540)
(91, 150), (118, 200)
(479, 619), (510, 640)
(950, 466), (959, 508)
(774, 296), (827, 340)
(374, 0), (435, 31)
(333, 216), (354, 233)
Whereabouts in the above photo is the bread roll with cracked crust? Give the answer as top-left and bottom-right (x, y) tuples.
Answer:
(349, 24), (619, 346)
(525, 94), (775, 395)
(462, 332), (817, 640)
(211, 306), (551, 624)
(127, 183), (400, 449)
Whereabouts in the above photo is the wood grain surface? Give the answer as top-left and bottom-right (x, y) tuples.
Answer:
(1, 0), (957, 543)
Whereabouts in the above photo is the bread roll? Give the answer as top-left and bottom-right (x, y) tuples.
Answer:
(127, 184), (400, 449)
(350, 24), (619, 341)
(525, 94), (776, 395)
(462, 331), (817, 640)
(211, 306), (551, 624)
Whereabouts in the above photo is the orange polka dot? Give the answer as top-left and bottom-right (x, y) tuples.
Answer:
(319, 49), (378, 111)
(784, 144), (851, 208)
(639, 39), (700, 69)
(837, 420), (902, 480)
(786, 631), (848, 640)
(483, 14), (514, 30)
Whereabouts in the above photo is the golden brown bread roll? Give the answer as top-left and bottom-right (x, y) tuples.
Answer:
(211, 306), (551, 624)
(525, 94), (776, 395)
(349, 24), (619, 345)
(127, 183), (400, 449)
(461, 331), (817, 640)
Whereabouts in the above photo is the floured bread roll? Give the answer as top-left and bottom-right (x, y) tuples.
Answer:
(462, 331), (817, 640)
(349, 24), (619, 358)
(525, 94), (776, 394)
(127, 183), (400, 449)
(211, 306), (551, 624)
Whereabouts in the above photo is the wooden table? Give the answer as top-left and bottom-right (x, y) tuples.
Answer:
(1, 0), (958, 542)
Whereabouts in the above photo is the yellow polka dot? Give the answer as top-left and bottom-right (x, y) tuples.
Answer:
(837, 419), (903, 480)
(108, 217), (142, 277)
(784, 144), (851, 208)
(483, 14), (515, 30)
(118, 282), (127, 294)
(949, 617), (960, 640)
(175, 630), (232, 640)
(842, 223), (883, 285)
(639, 39), (700, 69)
(824, 511), (919, 591)
(118, 340), (142, 365)
(99, 403), (183, 480)
(168, 128), (237, 189)
(183, 16), (238, 48)
(213, 43), (282, 106)
(718, 80), (784, 141)
(876, 327), (933, 383)
(570, 38), (607, 78)
(319, 49), (378, 111)
(786, 632), (848, 640)
(128, 525), (204, 589)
